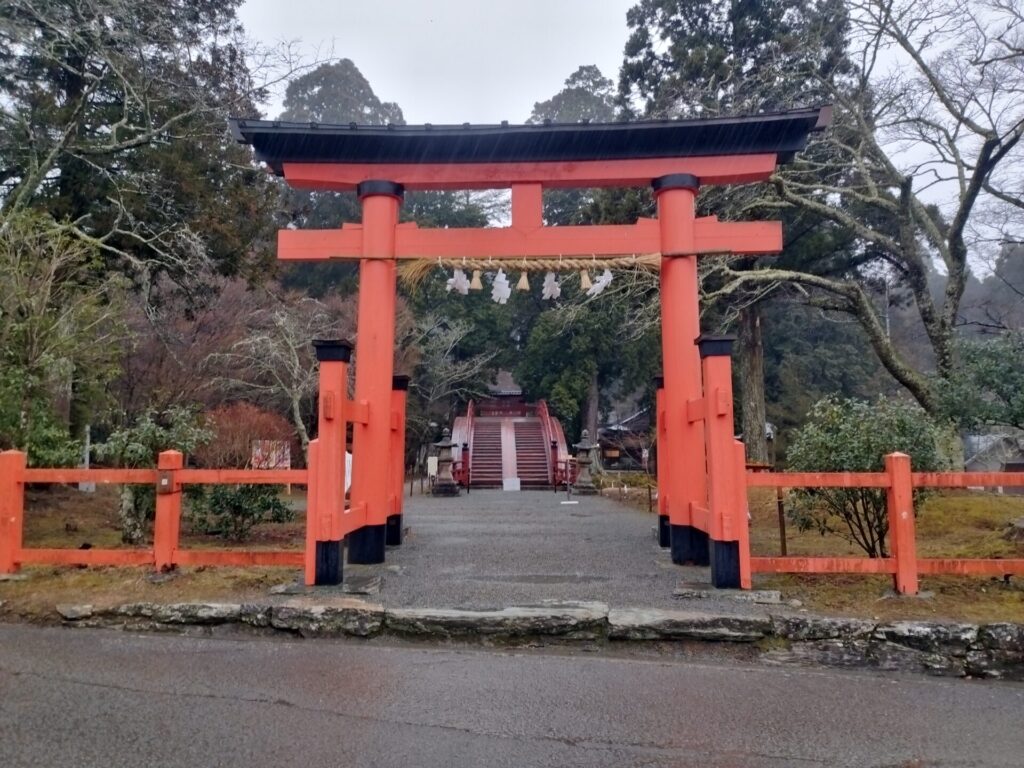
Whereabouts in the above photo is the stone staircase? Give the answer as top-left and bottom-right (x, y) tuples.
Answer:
(514, 420), (550, 488)
(469, 419), (503, 488)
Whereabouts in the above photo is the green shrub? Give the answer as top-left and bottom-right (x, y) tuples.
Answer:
(188, 485), (293, 541)
(96, 406), (212, 544)
(786, 396), (941, 557)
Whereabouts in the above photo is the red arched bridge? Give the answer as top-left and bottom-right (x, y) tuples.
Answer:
(451, 398), (572, 491)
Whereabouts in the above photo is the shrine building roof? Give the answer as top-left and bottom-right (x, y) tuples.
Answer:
(229, 106), (831, 176)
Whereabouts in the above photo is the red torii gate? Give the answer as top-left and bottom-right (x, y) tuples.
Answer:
(231, 107), (830, 588)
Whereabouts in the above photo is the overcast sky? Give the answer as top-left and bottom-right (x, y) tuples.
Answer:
(238, 0), (637, 124)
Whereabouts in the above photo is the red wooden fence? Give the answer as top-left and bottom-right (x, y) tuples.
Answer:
(0, 449), (307, 574)
(3, 447), (1024, 596)
(747, 454), (1024, 594)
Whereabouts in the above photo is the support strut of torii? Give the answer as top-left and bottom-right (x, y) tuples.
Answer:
(231, 107), (831, 587)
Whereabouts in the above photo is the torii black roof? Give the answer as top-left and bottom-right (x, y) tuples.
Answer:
(229, 106), (830, 175)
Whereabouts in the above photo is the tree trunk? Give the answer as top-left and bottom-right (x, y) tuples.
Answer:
(738, 304), (769, 465)
(291, 395), (310, 462)
(119, 485), (145, 544)
(935, 421), (965, 471)
(584, 368), (601, 470)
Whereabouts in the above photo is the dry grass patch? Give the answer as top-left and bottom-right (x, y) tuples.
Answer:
(21, 484), (307, 551)
(0, 566), (293, 617)
(749, 488), (1024, 622)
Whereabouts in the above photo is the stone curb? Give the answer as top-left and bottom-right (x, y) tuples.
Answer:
(18, 601), (1024, 680)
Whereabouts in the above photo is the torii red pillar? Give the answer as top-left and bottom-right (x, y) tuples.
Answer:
(306, 339), (352, 585)
(348, 181), (402, 564)
(698, 334), (752, 588)
(654, 174), (710, 565)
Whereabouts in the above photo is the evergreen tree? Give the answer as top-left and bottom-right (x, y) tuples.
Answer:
(621, 0), (1024, 457)
(516, 66), (661, 441)
(618, 0), (861, 461)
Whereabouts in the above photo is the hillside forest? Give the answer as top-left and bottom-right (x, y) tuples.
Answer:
(1, 0), (1022, 481)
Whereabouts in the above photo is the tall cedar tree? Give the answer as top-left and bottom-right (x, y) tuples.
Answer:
(618, 0), (884, 461)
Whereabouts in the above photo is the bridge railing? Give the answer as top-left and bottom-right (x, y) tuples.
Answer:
(553, 458), (578, 489)
(536, 400), (554, 484)
(452, 459), (470, 488)
(0, 449), (308, 574)
(746, 456), (1024, 594)
(537, 400), (574, 487)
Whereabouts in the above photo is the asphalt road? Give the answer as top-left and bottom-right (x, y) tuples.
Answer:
(2, 626), (1023, 767)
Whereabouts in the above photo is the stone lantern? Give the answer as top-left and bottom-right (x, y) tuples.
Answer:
(432, 427), (461, 497)
(572, 429), (598, 495)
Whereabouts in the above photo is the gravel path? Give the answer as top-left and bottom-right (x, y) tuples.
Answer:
(366, 489), (770, 615)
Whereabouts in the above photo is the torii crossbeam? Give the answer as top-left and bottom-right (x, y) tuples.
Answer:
(231, 107), (831, 585)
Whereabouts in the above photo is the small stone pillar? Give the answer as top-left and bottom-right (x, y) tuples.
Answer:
(572, 430), (598, 495)
(432, 428), (461, 497)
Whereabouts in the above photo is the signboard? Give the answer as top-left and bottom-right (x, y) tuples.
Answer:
(252, 440), (291, 470)
(252, 440), (352, 491)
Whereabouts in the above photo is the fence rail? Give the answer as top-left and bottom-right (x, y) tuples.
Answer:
(4, 449), (1024, 595)
(0, 449), (309, 575)
(746, 458), (1024, 592)
(23, 468), (159, 484)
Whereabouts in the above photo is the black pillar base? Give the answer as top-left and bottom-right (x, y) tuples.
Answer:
(658, 515), (671, 548)
(431, 480), (461, 497)
(710, 539), (741, 589)
(385, 514), (403, 546)
(347, 524), (386, 564)
(670, 524), (710, 566)
(314, 540), (343, 586)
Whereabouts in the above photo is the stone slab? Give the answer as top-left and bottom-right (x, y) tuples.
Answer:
(269, 598), (384, 637)
(608, 608), (771, 642)
(674, 584), (782, 604)
(386, 602), (608, 640)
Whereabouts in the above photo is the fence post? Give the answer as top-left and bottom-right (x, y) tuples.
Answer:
(733, 440), (752, 589)
(654, 377), (670, 548)
(0, 450), (27, 574)
(388, 375), (410, 546)
(154, 450), (183, 571)
(885, 452), (918, 595)
(304, 439), (320, 586)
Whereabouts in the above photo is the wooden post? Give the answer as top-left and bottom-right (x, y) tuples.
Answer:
(697, 335), (743, 588)
(885, 452), (918, 595)
(0, 450), (27, 574)
(304, 439), (321, 586)
(387, 375), (409, 546)
(655, 175), (709, 566)
(349, 181), (402, 565)
(154, 450), (183, 571)
(733, 440), (752, 590)
(551, 440), (559, 492)
(309, 339), (352, 585)
(776, 486), (788, 557)
(654, 378), (670, 547)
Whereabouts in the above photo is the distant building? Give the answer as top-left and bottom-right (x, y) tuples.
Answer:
(598, 408), (653, 471)
(964, 430), (1024, 495)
